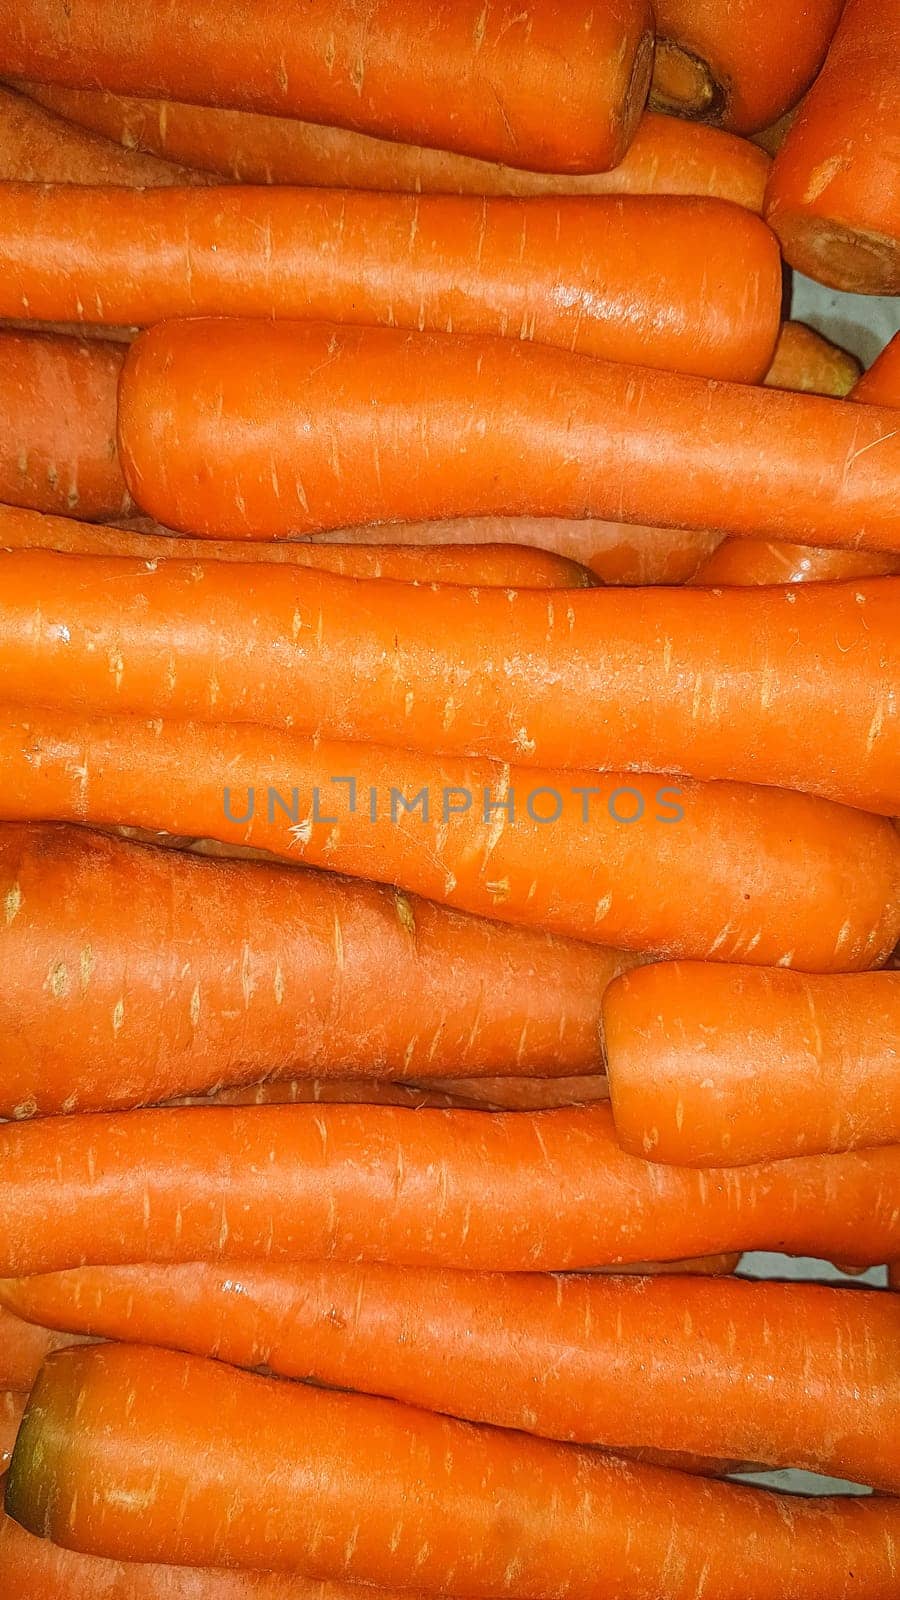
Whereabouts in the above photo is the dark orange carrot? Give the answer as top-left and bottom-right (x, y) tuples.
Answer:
(0, 185), (783, 383)
(0, 83), (198, 184)
(0, 1305), (89, 1391)
(3, 710), (899, 969)
(4, 1264), (898, 1489)
(118, 320), (900, 551)
(764, 0), (900, 292)
(604, 963), (900, 1165)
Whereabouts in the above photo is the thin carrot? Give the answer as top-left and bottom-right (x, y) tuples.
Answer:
(4, 1264), (898, 1490)
(168, 1080), (489, 1111)
(0, 83), (198, 184)
(16, 85), (773, 212)
(764, 0), (900, 293)
(0, 329), (130, 521)
(4, 710), (899, 969)
(0, 1305), (89, 1391)
(10, 1343), (900, 1596)
(649, 0), (843, 133)
(0, 0), (655, 174)
(6, 550), (898, 814)
(605, 963), (900, 1166)
(0, 185), (783, 383)
(118, 320), (900, 551)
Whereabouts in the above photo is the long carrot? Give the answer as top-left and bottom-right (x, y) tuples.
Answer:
(0, 185), (783, 383)
(649, 0), (844, 134)
(0, 329), (130, 521)
(6, 550), (898, 814)
(0, 83), (197, 184)
(4, 1263), (898, 1490)
(605, 963), (900, 1166)
(0, 822), (630, 1118)
(0, 0), (655, 175)
(764, 0), (900, 293)
(0, 1305), (89, 1391)
(16, 85), (773, 212)
(118, 320), (900, 551)
(10, 1343), (900, 1596)
(4, 710), (899, 969)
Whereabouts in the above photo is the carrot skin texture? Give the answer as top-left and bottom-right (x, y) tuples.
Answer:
(5, 551), (898, 814)
(0, 186), (782, 384)
(764, 320), (861, 397)
(0, 83), (198, 185)
(118, 320), (900, 551)
(764, 0), (900, 293)
(3, 710), (899, 970)
(4, 1264), (898, 1490)
(605, 964), (900, 1165)
(0, 823), (629, 1118)
(3, 1101), (900, 1274)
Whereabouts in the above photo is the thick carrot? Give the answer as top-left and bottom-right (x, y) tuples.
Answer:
(0, 329), (130, 520)
(4, 1264), (898, 1490)
(0, 83), (197, 184)
(6, 551), (898, 814)
(4, 710), (899, 969)
(0, 822), (629, 1118)
(764, 320), (862, 397)
(0, 1305), (89, 1391)
(650, 0), (844, 134)
(17, 85), (773, 212)
(10, 1344), (900, 1596)
(118, 320), (900, 551)
(605, 964), (900, 1166)
(764, 0), (900, 292)
(0, 185), (783, 383)
(0, 0), (655, 175)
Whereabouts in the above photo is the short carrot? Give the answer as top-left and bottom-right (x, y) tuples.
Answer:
(650, 0), (844, 133)
(4, 1264), (898, 1490)
(0, 822), (630, 1118)
(6, 550), (898, 814)
(764, 320), (862, 397)
(764, 0), (900, 293)
(0, 185), (783, 383)
(0, 0), (655, 175)
(0, 83), (198, 185)
(118, 320), (900, 551)
(10, 1344), (900, 1596)
(605, 963), (900, 1166)
(4, 1100), (900, 1274)
(0, 1304), (89, 1391)
(0, 329), (130, 521)
(4, 710), (899, 969)
(16, 85), (773, 212)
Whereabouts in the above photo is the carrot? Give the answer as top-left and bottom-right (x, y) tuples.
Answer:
(764, 0), (900, 292)
(854, 333), (900, 404)
(6, 551), (899, 814)
(16, 85), (773, 212)
(169, 1080), (491, 1111)
(0, 329), (130, 521)
(117, 320), (900, 551)
(4, 710), (899, 969)
(0, 186), (783, 383)
(649, 0), (843, 134)
(605, 963), (900, 1166)
(764, 320), (862, 397)
(0, 1305), (89, 1391)
(0, 822), (631, 1118)
(0, 0), (655, 175)
(0, 83), (198, 184)
(418, 1075), (611, 1110)
(10, 1343), (900, 1596)
(4, 1263), (898, 1490)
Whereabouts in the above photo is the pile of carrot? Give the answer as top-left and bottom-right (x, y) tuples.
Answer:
(0, 3), (899, 1596)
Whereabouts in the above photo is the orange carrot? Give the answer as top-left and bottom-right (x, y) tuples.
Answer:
(418, 1074), (611, 1110)
(4, 710), (899, 969)
(168, 1080), (493, 1112)
(853, 333), (900, 404)
(764, 0), (900, 292)
(605, 963), (900, 1165)
(0, 329), (130, 520)
(0, 822), (630, 1118)
(650, 0), (843, 133)
(0, 185), (782, 383)
(764, 320), (862, 396)
(6, 550), (898, 814)
(118, 320), (900, 551)
(0, 1394), (25, 1474)
(0, 1305), (89, 1391)
(0, 0), (655, 174)
(16, 85), (773, 212)
(0, 83), (198, 184)
(4, 1264), (898, 1489)
(10, 1343), (900, 1596)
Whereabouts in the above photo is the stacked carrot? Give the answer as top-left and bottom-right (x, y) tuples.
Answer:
(0, 3), (898, 1596)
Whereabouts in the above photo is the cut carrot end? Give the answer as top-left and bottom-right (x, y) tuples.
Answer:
(769, 210), (900, 295)
(650, 42), (720, 122)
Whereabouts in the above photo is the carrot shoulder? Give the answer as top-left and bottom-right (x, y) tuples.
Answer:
(0, 83), (198, 185)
